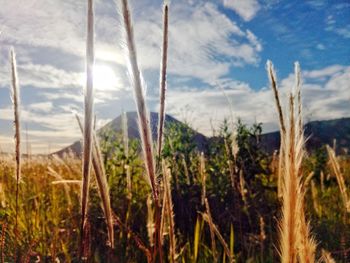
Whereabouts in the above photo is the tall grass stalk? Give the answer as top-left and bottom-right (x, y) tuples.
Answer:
(267, 61), (285, 199)
(162, 163), (176, 262)
(157, 2), (169, 159)
(203, 198), (233, 262)
(326, 145), (350, 212)
(76, 115), (114, 248)
(10, 48), (21, 258)
(269, 62), (316, 263)
(119, 0), (162, 260)
(321, 249), (336, 263)
(80, 0), (95, 256)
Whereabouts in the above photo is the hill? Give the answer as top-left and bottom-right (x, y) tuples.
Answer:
(54, 112), (208, 156)
(260, 117), (350, 154)
(54, 114), (350, 157)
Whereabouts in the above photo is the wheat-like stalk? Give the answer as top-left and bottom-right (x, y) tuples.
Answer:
(270, 62), (316, 263)
(326, 145), (350, 213)
(321, 249), (336, 263)
(267, 61), (285, 199)
(118, 0), (163, 260)
(80, 0), (95, 257)
(294, 62), (303, 138)
(10, 49), (21, 258)
(76, 115), (114, 248)
(119, 0), (158, 200)
(157, 2), (169, 159)
(203, 199), (234, 262)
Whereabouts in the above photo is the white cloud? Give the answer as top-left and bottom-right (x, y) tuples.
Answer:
(223, 0), (260, 21)
(27, 102), (53, 113)
(164, 64), (350, 135)
(128, 2), (262, 83)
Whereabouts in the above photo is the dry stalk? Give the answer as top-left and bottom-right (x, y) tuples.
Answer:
(10, 48), (21, 259)
(267, 60), (285, 199)
(157, 2), (169, 159)
(80, 0), (95, 257)
(202, 200), (234, 262)
(162, 162), (176, 262)
(76, 115), (114, 248)
(326, 145), (350, 213)
(118, 1), (162, 259)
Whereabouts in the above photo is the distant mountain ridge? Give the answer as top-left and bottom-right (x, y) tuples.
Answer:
(54, 112), (208, 156)
(54, 113), (350, 156)
(260, 117), (350, 154)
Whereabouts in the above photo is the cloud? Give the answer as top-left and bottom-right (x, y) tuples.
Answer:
(131, 1), (262, 83)
(223, 0), (260, 21)
(163, 64), (350, 135)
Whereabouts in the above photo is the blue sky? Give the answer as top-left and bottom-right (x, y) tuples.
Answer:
(0, 0), (349, 153)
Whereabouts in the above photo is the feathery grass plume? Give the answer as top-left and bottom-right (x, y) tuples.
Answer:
(118, 2), (163, 259)
(326, 145), (350, 212)
(275, 67), (316, 263)
(321, 249), (336, 263)
(157, 1), (169, 159)
(279, 93), (299, 263)
(80, 0), (95, 257)
(267, 60), (285, 199)
(303, 171), (314, 191)
(295, 62), (303, 138)
(119, 0), (158, 201)
(76, 115), (115, 248)
(296, 196), (317, 263)
(203, 199), (234, 262)
(10, 48), (21, 255)
(162, 163), (176, 262)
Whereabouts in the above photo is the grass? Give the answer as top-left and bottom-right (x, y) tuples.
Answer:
(0, 0), (349, 262)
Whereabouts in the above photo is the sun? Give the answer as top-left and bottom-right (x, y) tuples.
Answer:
(93, 65), (119, 91)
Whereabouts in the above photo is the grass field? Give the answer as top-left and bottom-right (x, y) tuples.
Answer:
(0, 0), (349, 262)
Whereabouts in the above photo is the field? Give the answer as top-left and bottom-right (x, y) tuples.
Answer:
(0, 0), (349, 262)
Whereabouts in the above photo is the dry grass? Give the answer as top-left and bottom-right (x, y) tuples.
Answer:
(76, 115), (114, 248)
(326, 145), (350, 213)
(268, 61), (316, 263)
(10, 48), (21, 260)
(157, 2), (169, 159)
(267, 60), (286, 199)
(80, 0), (95, 258)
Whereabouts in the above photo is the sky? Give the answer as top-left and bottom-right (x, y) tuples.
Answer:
(0, 0), (349, 153)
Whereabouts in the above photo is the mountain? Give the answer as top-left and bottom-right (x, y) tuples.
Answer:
(54, 112), (208, 157)
(54, 114), (350, 157)
(260, 117), (350, 154)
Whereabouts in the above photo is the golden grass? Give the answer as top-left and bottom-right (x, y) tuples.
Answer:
(268, 61), (316, 263)
(326, 145), (350, 213)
